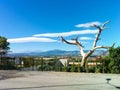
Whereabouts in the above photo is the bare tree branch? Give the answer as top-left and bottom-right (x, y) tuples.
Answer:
(111, 43), (115, 48)
(59, 36), (85, 56)
(94, 46), (111, 50)
(59, 36), (77, 45)
(93, 24), (101, 30)
(92, 20), (110, 48)
(59, 20), (112, 68)
(85, 43), (115, 64)
(71, 36), (79, 41)
(92, 29), (102, 48)
(101, 20), (110, 29)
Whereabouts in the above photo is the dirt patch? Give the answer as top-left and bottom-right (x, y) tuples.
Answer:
(0, 70), (24, 80)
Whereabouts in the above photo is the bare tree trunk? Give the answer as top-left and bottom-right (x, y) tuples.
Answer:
(81, 50), (94, 67)
(59, 20), (113, 69)
(81, 56), (86, 68)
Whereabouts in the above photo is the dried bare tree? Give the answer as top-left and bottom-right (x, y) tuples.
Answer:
(59, 20), (114, 68)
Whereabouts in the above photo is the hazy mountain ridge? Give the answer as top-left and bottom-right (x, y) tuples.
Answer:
(9, 49), (107, 57)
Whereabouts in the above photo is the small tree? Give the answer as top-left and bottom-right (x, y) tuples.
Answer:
(77, 60), (81, 72)
(0, 36), (10, 67)
(63, 62), (68, 72)
(40, 58), (45, 71)
(59, 21), (114, 68)
(0, 36), (10, 55)
(85, 59), (89, 73)
(70, 61), (76, 72)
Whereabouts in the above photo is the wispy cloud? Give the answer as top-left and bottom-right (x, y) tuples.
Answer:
(66, 40), (88, 44)
(8, 37), (57, 43)
(75, 21), (102, 28)
(79, 37), (93, 40)
(8, 21), (100, 44)
(33, 29), (98, 37)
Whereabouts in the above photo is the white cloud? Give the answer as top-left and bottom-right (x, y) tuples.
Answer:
(33, 29), (98, 37)
(8, 21), (100, 44)
(75, 21), (102, 28)
(8, 37), (57, 43)
(79, 37), (93, 40)
(66, 40), (88, 44)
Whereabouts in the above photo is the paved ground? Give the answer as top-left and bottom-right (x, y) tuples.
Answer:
(0, 71), (120, 90)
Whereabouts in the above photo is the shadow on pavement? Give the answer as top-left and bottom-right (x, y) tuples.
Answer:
(108, 83), (120, 89)
(106, 78), (120, 89)
(0, 83), (104, 90)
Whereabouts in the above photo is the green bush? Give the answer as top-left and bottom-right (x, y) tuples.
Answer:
(103, 47), (120, 73)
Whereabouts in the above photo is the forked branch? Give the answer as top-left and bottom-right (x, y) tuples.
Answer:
(59, 20), (112, 67)
(59, 36), (85, 56)
(92, 20), (110, 48)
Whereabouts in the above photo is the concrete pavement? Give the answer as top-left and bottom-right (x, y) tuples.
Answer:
(0, 71), (120, 90)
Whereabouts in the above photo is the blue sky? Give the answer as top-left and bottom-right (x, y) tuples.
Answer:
(0, 0), (120, 52)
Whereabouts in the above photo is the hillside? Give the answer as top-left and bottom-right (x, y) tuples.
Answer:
(9, 49), (107, 57)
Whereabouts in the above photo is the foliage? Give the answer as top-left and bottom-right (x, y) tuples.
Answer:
(38, 58), (46, 71)
(103, 47), (120, 73)
(85, 60), (89, 73)
(101, 56), (110, 73)
(54, 60), (63, 71)
(109, 47), (120, 73)
(0, 36), (10, 51)
(63, 62), (68, 72)
(77, 61), (81, 72)
(70, 61), (75, 72)
(0, 57), (17, 70)
(95, 62), (100, 73)
(20, 57), (34, 67)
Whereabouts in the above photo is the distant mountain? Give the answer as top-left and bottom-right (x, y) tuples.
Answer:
(8, 49), (107, 57)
